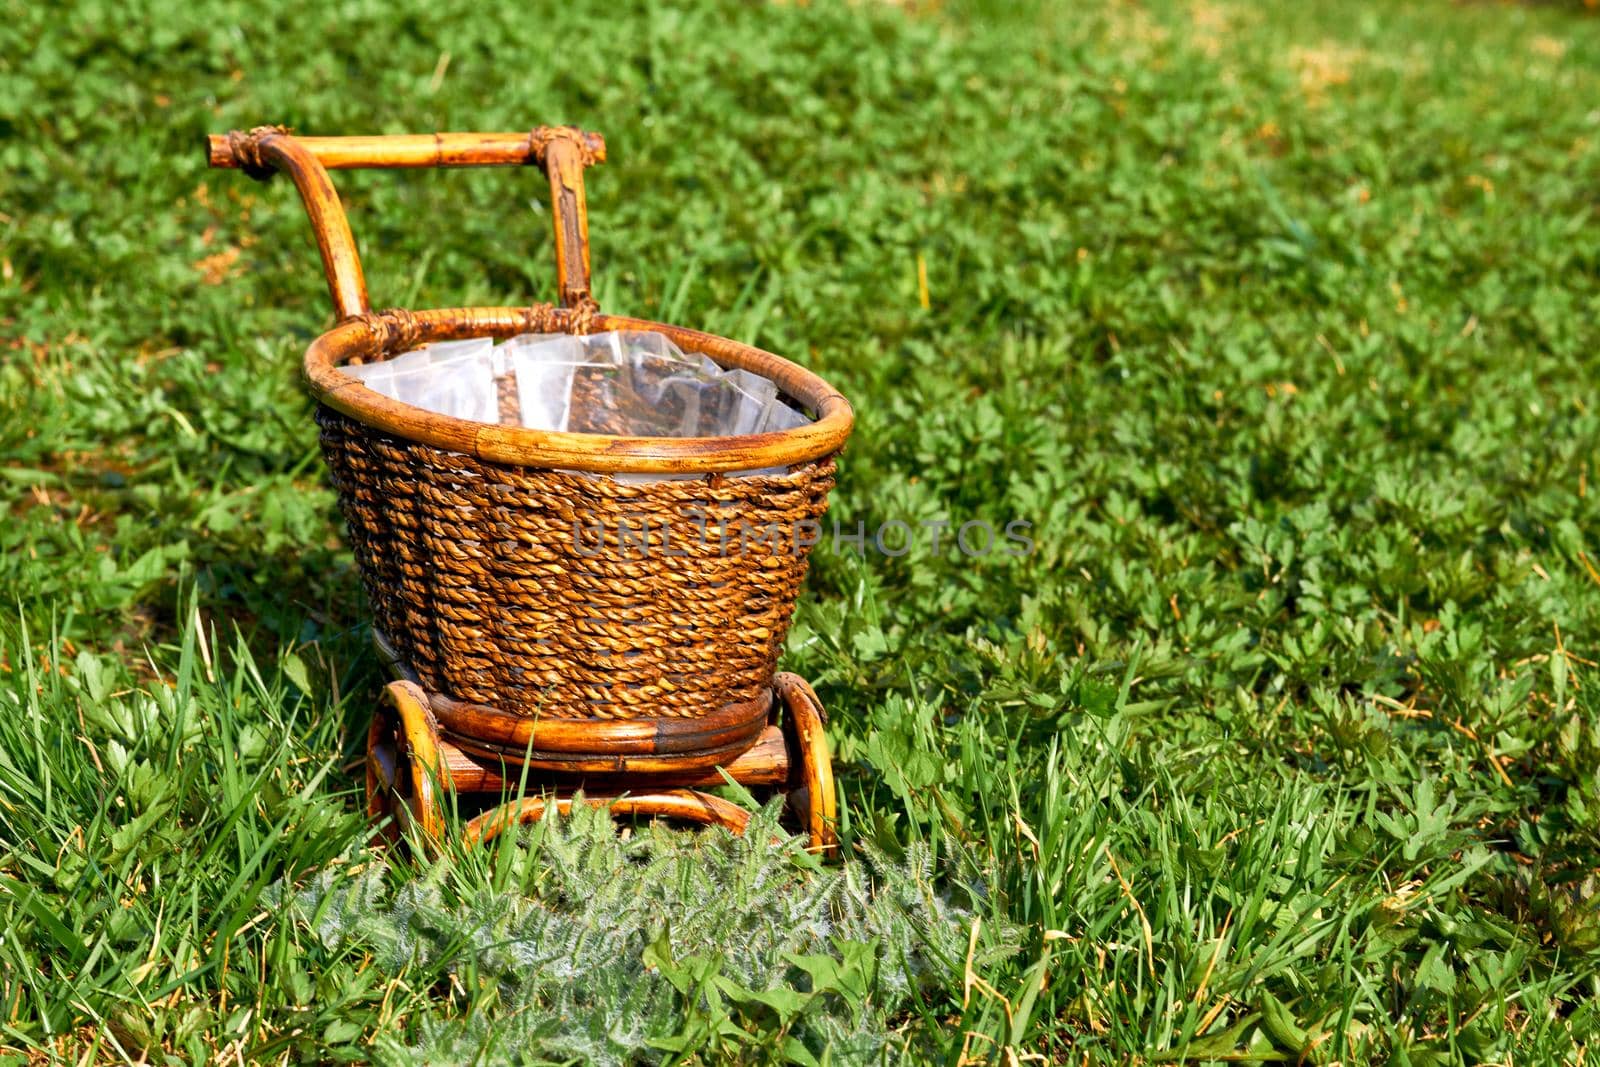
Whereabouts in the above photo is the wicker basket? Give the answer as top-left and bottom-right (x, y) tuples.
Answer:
(210, 126), (854, 761)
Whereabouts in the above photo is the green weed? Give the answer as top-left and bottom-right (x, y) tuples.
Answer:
(3, 0), (1599, 1061)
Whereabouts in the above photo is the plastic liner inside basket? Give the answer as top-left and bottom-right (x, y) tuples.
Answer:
(343, 337), (500, 424)
(344, 330), (813, 478)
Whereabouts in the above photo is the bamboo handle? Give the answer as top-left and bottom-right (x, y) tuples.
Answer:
(205, 129), (606, 171)
(205, 126), (606, 319)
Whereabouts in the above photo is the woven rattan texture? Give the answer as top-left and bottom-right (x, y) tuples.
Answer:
(316, 404), (835, 720)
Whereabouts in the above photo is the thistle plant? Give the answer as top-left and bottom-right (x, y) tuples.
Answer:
(274, 801), (1012, 1065)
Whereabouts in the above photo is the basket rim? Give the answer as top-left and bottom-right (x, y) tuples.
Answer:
(304, 306), (854, 473)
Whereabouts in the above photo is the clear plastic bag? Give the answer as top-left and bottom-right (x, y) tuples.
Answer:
(560, 332), (778, 439)
(343, 337), (498, 424)
(341, 330), (813, 477)
(729, 396), (813, 477)
(502, 333), (583, 432)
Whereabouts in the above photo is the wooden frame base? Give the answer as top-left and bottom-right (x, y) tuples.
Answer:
(365, 672), (837, 856)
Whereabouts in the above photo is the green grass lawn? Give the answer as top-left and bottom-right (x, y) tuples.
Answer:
(4, 0), (1600, 1062)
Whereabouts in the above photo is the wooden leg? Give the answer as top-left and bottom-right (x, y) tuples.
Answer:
(775, 672), (837, 856)
(365, 680), (447, 844)
(461, 789), (752, 848)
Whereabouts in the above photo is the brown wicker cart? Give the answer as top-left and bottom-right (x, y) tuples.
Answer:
(207, 125), (852, 853)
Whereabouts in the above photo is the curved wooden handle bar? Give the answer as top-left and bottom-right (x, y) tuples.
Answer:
(247, 130), (370, 318)
(206, 129), (606, 171)
(205, 125), (605, 317)
(775, 672), (837, 855)
(306, 307), (854, 473)
(461, 789), (752, 848)
(379, 680), (447, 840)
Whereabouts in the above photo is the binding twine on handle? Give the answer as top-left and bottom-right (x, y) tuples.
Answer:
(226, 125), (289, 181)
(351, 301), (600, 357)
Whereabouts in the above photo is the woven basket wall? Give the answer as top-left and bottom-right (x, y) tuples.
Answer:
(315, 400), (836, 721)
